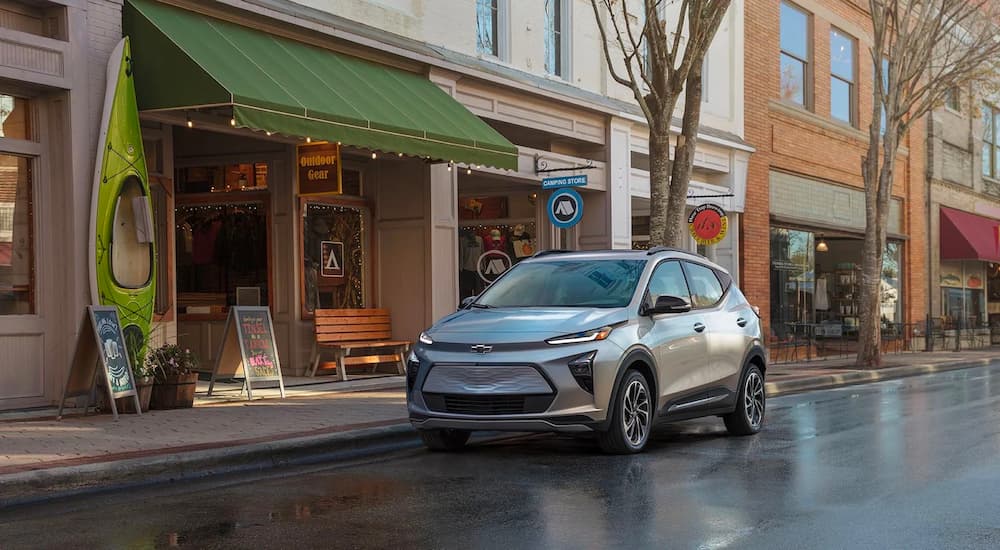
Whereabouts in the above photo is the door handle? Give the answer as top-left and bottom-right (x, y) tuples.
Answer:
(737, 318), (748, 327)
(693, 322), (706, 333)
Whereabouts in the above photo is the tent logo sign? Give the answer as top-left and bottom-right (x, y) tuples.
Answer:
(321, 241), (344, 278)
(547, 188), (584, 229)
(477, 250), (512, 283)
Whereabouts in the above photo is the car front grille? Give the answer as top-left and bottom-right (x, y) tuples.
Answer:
(422, 393), (555, 415)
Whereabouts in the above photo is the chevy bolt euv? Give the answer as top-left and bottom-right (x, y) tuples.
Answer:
(407, 247), (766, 454)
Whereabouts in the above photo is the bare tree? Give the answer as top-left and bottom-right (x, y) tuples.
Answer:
(858, 0), (1000, 366)
(589, 0), (730, 246)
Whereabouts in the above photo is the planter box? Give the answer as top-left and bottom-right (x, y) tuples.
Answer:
(150, 373), (199, 409)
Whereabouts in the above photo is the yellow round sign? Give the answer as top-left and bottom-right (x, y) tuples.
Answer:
(688, 204), (728, 246)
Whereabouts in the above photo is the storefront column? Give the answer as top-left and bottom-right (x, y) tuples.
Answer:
(579, 117), (630, 249)
(426, 163), (459, 323)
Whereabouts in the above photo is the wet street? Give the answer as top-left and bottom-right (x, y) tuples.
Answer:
(3, 363), (1000, 549)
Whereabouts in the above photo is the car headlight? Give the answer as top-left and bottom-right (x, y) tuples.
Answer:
(546, 326), (613, 345)
(418, 332), (433, 345)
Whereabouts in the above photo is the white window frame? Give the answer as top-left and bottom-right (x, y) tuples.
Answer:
(476, 0), (510, 62)
(544, 0), (572, 80)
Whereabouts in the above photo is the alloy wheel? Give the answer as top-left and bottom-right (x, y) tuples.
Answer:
(744, 371), (765, 428)
(622, 379), (651, 446)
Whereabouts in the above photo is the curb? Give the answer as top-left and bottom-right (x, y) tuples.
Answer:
(0, 421), (417, 509)
(765, 358), (995, 397)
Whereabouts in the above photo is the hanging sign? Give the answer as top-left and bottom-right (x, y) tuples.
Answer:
(208, 306), (286, 400)
(297, 142), (342, 195)
(321, 241), (345, 278)
(58, 306), (142, 420)
(688, 203), (728, 246)
(477, 250), (512, 283)
(547, 188), (584, 229)
(541, 174), (588, 189)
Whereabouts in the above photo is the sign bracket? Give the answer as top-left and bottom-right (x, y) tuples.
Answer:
(534, 155), (597, 175)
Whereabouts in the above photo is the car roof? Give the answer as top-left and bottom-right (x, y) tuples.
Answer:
(525, 247), (730, 274)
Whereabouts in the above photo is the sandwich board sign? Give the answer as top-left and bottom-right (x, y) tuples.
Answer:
(58, 306), (142, 420)
(208, 306), (285, 400)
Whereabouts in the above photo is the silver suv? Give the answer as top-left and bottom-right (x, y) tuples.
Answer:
(407, 248), (766, 454)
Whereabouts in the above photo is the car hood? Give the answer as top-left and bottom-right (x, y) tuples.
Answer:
(427, 307), (629, 344)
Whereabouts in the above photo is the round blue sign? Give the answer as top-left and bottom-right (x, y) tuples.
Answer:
(547, 188), (584, 229)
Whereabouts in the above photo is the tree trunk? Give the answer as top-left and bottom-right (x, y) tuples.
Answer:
(647, 120), (673, 247)
(664, 67), (705, 247)
(857, 131), (896, 367)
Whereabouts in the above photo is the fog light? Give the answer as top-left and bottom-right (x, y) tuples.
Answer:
(406, 353), (420, 392)
(568, 351), (596, 394)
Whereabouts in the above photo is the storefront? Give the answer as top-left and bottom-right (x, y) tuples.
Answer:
(936, 207), (1000, 332)
(767, 171), (909, 353)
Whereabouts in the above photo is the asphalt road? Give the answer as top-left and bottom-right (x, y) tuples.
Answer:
(2, 363), (1000, 549)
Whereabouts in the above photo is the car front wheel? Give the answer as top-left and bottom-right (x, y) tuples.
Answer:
(724, 365), (765, 436)
(598, 370), (653, 454)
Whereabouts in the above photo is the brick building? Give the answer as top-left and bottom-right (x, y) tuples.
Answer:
(742, 0), (927, 353)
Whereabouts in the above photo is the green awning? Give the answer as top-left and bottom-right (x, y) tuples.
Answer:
(123, 0), (518, 169)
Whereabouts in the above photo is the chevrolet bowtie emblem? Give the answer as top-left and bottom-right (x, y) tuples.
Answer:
(471, 344), (493, 354)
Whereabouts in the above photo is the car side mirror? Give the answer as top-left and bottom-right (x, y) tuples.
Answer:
(459, 296), (477, 310)
(647, 295), (692, 315)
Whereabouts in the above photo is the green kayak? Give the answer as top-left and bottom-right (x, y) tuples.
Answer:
(89, 37), (156, 369)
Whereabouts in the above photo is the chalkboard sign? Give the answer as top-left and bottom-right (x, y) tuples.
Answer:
(208, 306), (285, 400)
(59, 306), (142, 420)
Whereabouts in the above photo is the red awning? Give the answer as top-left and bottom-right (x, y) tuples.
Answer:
(940, 207), (1000, 262)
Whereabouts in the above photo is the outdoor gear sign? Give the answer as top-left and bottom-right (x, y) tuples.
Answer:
(208, 306), (286, 400)
(688, 204), (729, 246)
(297, 141), (342, 195)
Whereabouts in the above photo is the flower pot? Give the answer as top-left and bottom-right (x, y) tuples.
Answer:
(150, 372), (199, 409)
(117, 376), (154, 413)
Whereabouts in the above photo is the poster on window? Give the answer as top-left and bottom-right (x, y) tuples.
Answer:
(321, 241), (345, 278)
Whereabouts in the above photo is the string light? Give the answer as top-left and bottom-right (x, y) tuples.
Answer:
(306, 137), (312, 143)
(186, 113), (193, 128)
(398, 152), (403, 157)
(371, 152), (377, 159)
(230, 118), (237, 127)
(466, 167), (472, 175)
(265, 131), (273, 136)
(447, 163), (452, 172)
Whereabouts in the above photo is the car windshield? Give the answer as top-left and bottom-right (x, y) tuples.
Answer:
(475, 259), (646, 308)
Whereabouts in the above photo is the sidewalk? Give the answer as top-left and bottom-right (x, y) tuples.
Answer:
(1, 350), (997, 507)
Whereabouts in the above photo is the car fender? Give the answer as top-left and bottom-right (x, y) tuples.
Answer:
(597, 346), (658, 431)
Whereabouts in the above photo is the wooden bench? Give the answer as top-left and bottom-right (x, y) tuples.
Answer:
(309, 308), (410, 380)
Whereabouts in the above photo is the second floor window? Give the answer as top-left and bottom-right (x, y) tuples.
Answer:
(544, 0), (565, 77)
(983, 103), (999, 179)
(780, 2), (810, 107)
(476, 0), (499, 57)
(830, 28), (855, 125)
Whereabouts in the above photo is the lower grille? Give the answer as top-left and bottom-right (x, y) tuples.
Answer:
(423, 393), (555, 415)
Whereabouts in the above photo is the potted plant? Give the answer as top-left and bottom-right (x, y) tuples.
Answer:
(148, 344), (199, 409)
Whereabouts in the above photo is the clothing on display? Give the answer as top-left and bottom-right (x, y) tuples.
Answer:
(815, 275), (829, 311)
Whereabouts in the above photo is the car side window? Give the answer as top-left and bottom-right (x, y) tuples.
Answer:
(683, 262), (725, 308)
(647, 261), (691, 305)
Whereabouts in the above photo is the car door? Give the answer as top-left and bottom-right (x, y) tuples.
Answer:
(682, 261), (741, 387)
(639, 260), (709, 400)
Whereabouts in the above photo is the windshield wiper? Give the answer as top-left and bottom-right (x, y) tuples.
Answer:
(468, 303), (494, 309)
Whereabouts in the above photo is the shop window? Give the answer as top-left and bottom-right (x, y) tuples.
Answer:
(780, 2), (810, 108)
(175, 201), (268, 316)
(301, 200), (367, 316)
(0, 95), (31, 141)
(770, 228), (814, 340)
(177, 163), (268, 194)
(0, 153), (32, 315)
(830, 28), (856, 125)
(940, 261), (986, 328)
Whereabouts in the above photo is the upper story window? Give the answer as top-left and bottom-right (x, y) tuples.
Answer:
(780, 2), (810, 108)
(945, 88), (961, 112)
(830, 28), (856, 125)
(982, 103), (999, 179)
(476, 0), (501, 57)
(544, 0), (568, 78)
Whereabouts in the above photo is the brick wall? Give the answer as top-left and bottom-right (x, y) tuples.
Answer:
(743, 0), (928, 335)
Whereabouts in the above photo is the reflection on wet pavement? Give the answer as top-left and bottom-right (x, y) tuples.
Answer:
(2, 363), (1000, 549)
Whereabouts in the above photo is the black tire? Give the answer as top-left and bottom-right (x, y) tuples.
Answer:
(724, 364), (765, 436)
(418, 428), (471, 451)
(598, 370), (653, 454)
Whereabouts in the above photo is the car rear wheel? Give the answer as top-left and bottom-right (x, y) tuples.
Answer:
(418, 428), (471, 451)
(724, 365), (765, 436)
(598, 370), (652, 454)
